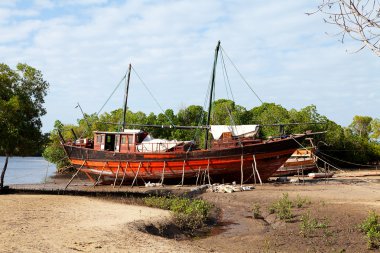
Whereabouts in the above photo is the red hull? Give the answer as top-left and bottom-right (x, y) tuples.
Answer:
(64, 135), (306, 185)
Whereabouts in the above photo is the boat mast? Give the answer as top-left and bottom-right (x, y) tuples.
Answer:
(205, 40), (221, 149)
(122, 64), (132, 130)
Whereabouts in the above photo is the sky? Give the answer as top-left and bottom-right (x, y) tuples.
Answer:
(1, 0), (379, 133)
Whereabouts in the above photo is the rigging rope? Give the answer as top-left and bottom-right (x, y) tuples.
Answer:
(291, 136), (377, 184)
(191, 56), (216, 143)
(220, 46), (264, 104)
(131, 66), (175, 127)
(317, 150), (378, 168)
(220, 46), (287, 126)
(220, 51), (235, 102)
(97, 73), (127, 115)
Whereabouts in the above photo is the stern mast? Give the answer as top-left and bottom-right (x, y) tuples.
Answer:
(205, 40), (221, 149)
(122, 64), (132, 130)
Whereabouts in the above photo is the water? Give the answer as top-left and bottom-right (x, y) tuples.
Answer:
(0, 156), (56, 185)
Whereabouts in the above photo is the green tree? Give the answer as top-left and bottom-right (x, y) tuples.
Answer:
(349, 115), (373, 139)
(0, 63), (49, 189)
(211, 99), (249, 125)
(42, 120), (74, 170)
(154, 109), (177, 139)
(371, 118), (380, 140)
(173, 105), (206, 141)
(250, 103), (290, 137)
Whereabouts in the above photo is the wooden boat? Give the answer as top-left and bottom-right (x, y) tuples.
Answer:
(61, 41), (312, 185)
(272, 148), (317, 177)
(63, 130), (308, 185)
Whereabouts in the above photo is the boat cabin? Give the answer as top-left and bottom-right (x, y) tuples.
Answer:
(90, 129), (198, 153)
(209, 125), (261, 148)
(93, 129), (148, 152)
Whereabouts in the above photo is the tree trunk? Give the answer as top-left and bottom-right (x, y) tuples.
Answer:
(0, 154), (9, 190)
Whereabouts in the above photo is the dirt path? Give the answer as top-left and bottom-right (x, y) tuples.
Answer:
(0, 195), (203, 253)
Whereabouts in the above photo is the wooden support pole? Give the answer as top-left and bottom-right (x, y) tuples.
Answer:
(251, 161), (256, 185)
(196, 166), (201, 186)
(94, 167), (105, 187)
(159, 161), (166, 185)
(207, 159), (211, 185)
(253, 155), (262, 185)
(94, 162), (107, 187)
(113, 163), (121, 188)
(301, 165), (305, 185)
(119, 162), (128, 188)
(65, 160), (86, 190)
(240, 155), (244, 186)
(131, 162), (142, 188)
(83, 171), (96, 183)
(180, 160), (186, 186)
(297, 167), (300, 184)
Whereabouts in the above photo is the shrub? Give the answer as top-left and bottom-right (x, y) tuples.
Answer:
(143, 196), (172, 209)
(143, 196), (212, 233)
(359, 210), (380, 249)
(252, 204), (262, 219)
(295, 195), (311, 208)
(300, 212), (329, 237)
(269, 193), (293, 221)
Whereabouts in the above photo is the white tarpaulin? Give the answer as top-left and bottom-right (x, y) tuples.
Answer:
(136, 134), (190, 152)
(210, 125), (259, 140)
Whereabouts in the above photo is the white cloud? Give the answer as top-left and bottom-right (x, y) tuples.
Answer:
(33, 0), (54, 9)
(59, 0), (108, 6)
(0, 0), (16, 7)
(0, 0), (379, 132)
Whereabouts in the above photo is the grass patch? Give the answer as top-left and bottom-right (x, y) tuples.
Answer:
(299, 211), (329, 237)
(252, 204), (262, 219)
(269, 193), (293, 221)
(295, 195), (311, 208)
(143, 196), (212, 233)
(268, 193), (312, 222)
(359, 210), (380, 249)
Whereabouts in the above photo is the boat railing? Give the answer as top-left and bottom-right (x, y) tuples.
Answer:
(137, 141), (184, 153)
(211, 138), (262, 149)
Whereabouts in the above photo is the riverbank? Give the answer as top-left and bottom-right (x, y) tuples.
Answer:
(1, 170), (380, 252)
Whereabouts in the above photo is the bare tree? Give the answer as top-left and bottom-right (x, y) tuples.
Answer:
(309, 0), (380, 56)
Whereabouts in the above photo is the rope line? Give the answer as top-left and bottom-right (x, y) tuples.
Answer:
(220, 51), (235, 102)
(220, 46), (264, 104)
(131, 66), (175, 127)
(291, 136), (377, 184)
(97, 73), (127, 115)
(317, 150), (378, 168)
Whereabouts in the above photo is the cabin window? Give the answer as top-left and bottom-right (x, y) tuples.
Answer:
(105, 134), (115, 151)
(121, 136), (126, 144)
(128, 135), (133, 144)
(96, 135), (102, 143)
(136, 133), (145, 143)
(101, 135), (105, 143)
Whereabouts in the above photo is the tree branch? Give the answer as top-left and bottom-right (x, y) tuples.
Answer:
(311, 0), (380, 56)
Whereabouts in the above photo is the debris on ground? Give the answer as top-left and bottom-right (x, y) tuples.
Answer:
(206, 183), (254, 193)
(145, 182), (163, 187)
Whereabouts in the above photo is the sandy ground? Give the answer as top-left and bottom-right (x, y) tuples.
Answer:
(2, 171), (380, 253)
(0, 195), (201, 253)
